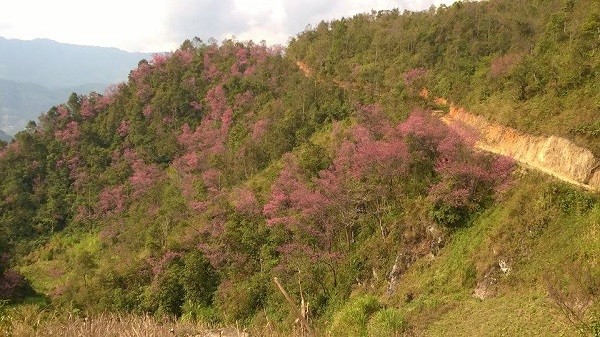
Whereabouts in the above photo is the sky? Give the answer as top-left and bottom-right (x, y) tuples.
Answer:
(0, 0), (457, 53)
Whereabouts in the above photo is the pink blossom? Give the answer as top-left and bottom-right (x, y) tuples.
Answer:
(203, 52), (220, 81)
(181, 152), (200, 172)
(190, 200), (210, 212)
(231, 187), (259, 215)
(97, 84), (123, 109)
(57, 105), (70, 119)
(142, 105), (153, 118)
(151, 53), (169, 67)
(174, 49), (194, 65)
(233, 91), (254, 110)
(202, 168), (221, 193)
(136, 83), (152, 101)
(117, 120), (130, 136)
(97, 185), (126, 215)
(129, 159), (162, 198)
(251, 119), (268, 140)
(206, 85), (228, 116)
(80, 97), (96, 118)
(249, 44), (268, 63)
(189, 101), (202, 111)
(122, 148), (139, 163)
(221, 108), (233, 131)
(130, 60), (152, 83)
(54, 121), (80, 145)
(0, 142), (20, 160)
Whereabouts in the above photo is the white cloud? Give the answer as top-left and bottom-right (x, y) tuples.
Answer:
(166, 0), (458, 46)
(0, 0), (457, 52)
(0, 0), (174, 52)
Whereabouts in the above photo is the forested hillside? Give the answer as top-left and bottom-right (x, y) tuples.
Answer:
(1, 0), (600, 336)
(288, 0), (600, 152)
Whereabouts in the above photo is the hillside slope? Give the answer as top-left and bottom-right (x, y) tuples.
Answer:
(288, 0), (600, 153)
(442, 104), (600, 190)
(1, 1), (599, 336)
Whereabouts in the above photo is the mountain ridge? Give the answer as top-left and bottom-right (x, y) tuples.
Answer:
(0, 78), (109, 134)
(1, 1), (599, 335)
(0, 37), (154, 134)
(0, 37), (152, 88)
(0, 129), (11, 142)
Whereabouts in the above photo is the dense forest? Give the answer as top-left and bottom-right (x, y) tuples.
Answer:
(1, 0), (600, 335)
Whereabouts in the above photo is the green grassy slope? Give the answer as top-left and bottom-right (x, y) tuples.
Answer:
(391, 172), (599, 336)
(1, 1), (600, 336)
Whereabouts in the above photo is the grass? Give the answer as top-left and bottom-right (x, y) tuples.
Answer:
(425, 291), (577, 337)
(19, 231), (101, 296)
(379, 171), (600, 336)
(12, 157), (600, 336)
(0, 305), (251, 337)
(0, 308), (341, 337)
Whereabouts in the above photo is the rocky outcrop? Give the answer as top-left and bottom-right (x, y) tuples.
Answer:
(442, 107), (600, 191)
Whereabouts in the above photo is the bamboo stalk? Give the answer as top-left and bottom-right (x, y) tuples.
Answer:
(273, 277), (314, 336)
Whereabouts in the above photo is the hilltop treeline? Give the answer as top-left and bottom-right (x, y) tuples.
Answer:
(1, 0), (599, 335)
(288, 0), (600, 152)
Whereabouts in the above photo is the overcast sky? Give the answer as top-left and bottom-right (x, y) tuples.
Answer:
(0, 0), (457, 53)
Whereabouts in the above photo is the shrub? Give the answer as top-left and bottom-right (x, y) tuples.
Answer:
(592, 318), (600, 337)
(154, 266), (185, 317)
(329, 295), (381, 337)
(0, 254), (33, 302)
(367, 308), (407, 337)
(181, 302), (218, 324)
(215, 276), (267, 324)
(182, 251), (219, 308)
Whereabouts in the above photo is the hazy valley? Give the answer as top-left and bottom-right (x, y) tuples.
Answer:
(0, 37), (151, 134)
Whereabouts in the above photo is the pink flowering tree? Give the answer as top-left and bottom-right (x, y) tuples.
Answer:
(398, 109), (513, 227)
(54, 120), (81, 150)
(230, 186), (260, 216)
(263, 154), (344, 288)
(96, 185), (126, 216)
(129, 158), (163, 199)
(262, 106), (515, 299)
(79, 96), (97, 119)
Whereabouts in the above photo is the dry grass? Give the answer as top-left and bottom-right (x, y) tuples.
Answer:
(0, 303), (321, 337)
(1, 306), (249, 337)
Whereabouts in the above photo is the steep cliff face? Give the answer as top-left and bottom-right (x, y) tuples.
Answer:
(442, 107), (600, 191)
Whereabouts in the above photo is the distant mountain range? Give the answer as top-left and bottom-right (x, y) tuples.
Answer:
(0, 129), (11, 142)
(0, 37), (152, 134)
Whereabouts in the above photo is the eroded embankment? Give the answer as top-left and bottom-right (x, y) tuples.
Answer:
(295, 62), (600, 192)
(442, 106), (600, 191)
